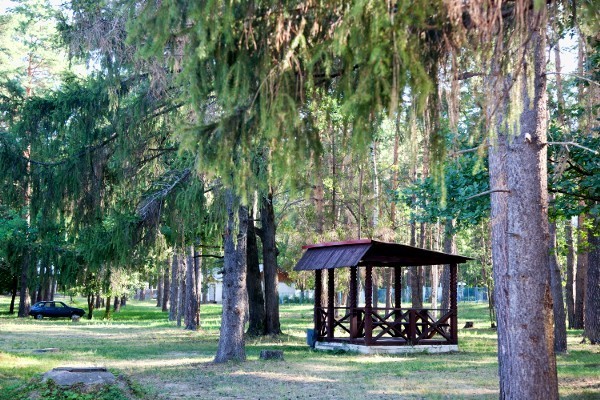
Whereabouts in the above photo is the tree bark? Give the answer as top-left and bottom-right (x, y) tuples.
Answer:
(9, 275), (18, 314)
(549, 218), (567, 352)
(113, 295), (121, 312)
(214, 192), (247, 363)
(169, 253), (179, 321)
(162, 262), (170, 312)
(194, 244), (202, 326)
(409, 220), (422, 308)
(104, 296), (111, 319)
(260, 191), (281, 335)
(246, 210), (266, 335)
(177, 254), (185, 327)
(157, 272), (163, 307)
(574, 214), (587, 329)
(565, 220), (575, 329)
(87, 293), (94, 320)
(490, 9), (558, 398)
(441, 219), (455, 311)
(185, 245), (199, 330)
(17, 252), (31, 317)
(584, 221), (599, 343)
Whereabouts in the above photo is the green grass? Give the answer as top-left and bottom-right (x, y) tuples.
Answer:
(0, 296), (598, 399)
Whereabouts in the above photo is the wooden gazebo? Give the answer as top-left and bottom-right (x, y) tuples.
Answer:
(294, 239), (472, 354)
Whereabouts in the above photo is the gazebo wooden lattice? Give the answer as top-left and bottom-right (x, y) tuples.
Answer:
(294, 239), (472, 354)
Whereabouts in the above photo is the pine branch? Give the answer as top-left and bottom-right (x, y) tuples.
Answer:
(547, 141), (599, 155)
(544, 72), (600, 87)
(466, 189), (510, 200)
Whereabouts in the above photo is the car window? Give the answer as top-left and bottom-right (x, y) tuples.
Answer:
(55, 303), (65, 308)
(46, 302), (55, 308)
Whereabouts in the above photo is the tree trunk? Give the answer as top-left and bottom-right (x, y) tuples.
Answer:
(17, 252), (31, 317)
(565, 220), (575, 329)
(9, 275), (18, 314)
(549, 218), (567, 352)
(113, 296), (121, 312)
(314, 160), (325, 235)
(490, 9), (558, 398)
(246, 210), (266, 335)
(194, 244), (202, 326)
(584, 223), (599, 344)
(409, 220), (422, 308)
(157, 272), (163, 307)
(441, 219), (455, 310)
(185, 245), (199, 330)
(87, 293), (94, 320)
(214, 192), (247, 363)
(162, 262), (170, 312)
(177, 253), (185, 327)
(574, 214), (587, 329)
(169, 253), (179, 321)
(104, 296), (111, 319)
(260, 191), (281, 335)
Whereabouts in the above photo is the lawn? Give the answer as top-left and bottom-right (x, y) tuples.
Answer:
(0, 296), (598, 399)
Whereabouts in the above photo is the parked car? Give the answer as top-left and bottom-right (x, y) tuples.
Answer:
(30, 301), (85, 320)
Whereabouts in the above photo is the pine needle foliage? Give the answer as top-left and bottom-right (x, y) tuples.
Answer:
(128, 0), (451, 190)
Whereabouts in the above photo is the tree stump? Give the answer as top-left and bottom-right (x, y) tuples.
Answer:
(259, 350), (284, 360)
(463, 321), (474, 329)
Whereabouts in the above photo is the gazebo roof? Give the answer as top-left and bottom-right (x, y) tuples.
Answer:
(293, 239), (472, 271)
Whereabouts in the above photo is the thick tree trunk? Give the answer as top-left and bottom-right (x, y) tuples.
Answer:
(157, 272), (163, 307)
(565, 220), (575, 329)
(261, 192), (281, 335)
(17, 252), (31, 317)
(169, 253), (179, 321)
(584, 223), (599, 343)
(214, 193), (248, 363)
(246, 211), (266, 335)
(185, 245), (199, 330)
(121, 295), (126, 307)
(113, 296), (121, 312)
(549, 219), (567, 352)
(490, 10), (558, 398)
(574, 214), (587, 329)
(162, 262), (170, 312)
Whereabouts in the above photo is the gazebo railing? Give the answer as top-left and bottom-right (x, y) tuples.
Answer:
(315, 306), (457, 345)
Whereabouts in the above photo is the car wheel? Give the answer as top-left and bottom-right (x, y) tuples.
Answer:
(35, 314), (43, 320)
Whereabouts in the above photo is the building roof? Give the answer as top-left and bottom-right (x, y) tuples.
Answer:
(293, 239), (472, 271)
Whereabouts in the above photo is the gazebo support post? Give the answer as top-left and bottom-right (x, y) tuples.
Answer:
(349, 266), (358, 338)
(364, 265), (373, 345)
(314, 270), (322, 338)
(450, 263), (458, 344)
(327, 268), (335, 339)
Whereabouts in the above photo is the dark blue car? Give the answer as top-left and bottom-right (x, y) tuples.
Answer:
(30, 301), (86, 320)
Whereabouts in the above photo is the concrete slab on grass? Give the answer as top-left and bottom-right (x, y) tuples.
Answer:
(42, 366), (116, 386)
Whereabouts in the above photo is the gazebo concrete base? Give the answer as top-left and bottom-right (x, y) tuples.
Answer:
(314, 341), (458, 354)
